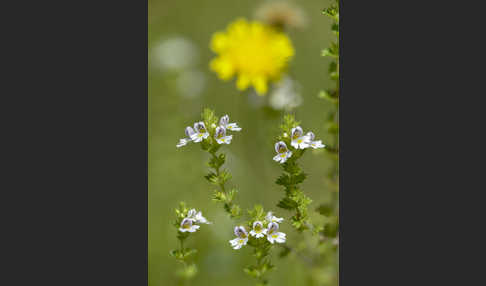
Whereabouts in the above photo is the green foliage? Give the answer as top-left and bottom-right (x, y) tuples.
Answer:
(202, 108), (219, 132)
(175, 263), (198, 280)
(193, 108), (243, 219)
(170, 202), (204, 283)
(247, 204), (265, 222)
(273, 115), (315, 232)
(170, 248), (198, 261)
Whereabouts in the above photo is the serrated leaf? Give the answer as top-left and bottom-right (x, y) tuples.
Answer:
(277, 197), (298, 210)
(275, 174), (291, 186)
(292, 172), (307, 185)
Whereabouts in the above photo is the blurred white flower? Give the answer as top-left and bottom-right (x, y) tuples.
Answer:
(266, 222), (286, 244)
(176, 70), (207, 98)
(269, 77), (303, 111)
(229, 226), (249, 250)
(249, 221), (267, 238)
(152, 36), (198, 72)
(186, 209), (211, 224)
(176, 126), (195, 148)
(219, 115), (242, 131)
(273, 141), (292, 163)
(265, 211), (284, 224)
(179, 218), (200, 233)
(306, 131), (326, 149)
(214, 126), (232, 145)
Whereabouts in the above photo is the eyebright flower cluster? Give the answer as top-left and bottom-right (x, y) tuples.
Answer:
(176, 114), (241, 148)
(179, 209), (211, 233)
(229, 212), (286, 250)
(273, 126), (325, 163)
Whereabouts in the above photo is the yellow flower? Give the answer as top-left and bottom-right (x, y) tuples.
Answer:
(209, 18), (294, 95)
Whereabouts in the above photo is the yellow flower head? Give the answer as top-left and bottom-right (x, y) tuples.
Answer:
(209, 18), (294, 95)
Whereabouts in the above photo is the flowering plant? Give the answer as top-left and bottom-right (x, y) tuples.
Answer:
(170, 202), (211, 282)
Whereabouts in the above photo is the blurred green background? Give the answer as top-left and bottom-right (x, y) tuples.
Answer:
(149, 0), (336, 285)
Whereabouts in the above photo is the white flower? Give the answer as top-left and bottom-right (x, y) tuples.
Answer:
(291, 126), (311, 149)
(179, 218), (200, 233)
(306, 132), (326, 149)
(176, 126), (196, 148)
(266, 222), (286, 244)
(229, 226), (249, 250)
(186, 209), (211, 224)
(249, 221), (267, 238)
(214, 126), (233, 145)
(190, 122), (209, 142)
(152, 36), (198, 72)
(273, 141), (292, 163)
(268, 77), (303, 111)
(265, 211), (284, 224)
(219, 115), (242, 131)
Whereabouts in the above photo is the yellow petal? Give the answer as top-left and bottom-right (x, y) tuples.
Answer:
(252, 76), (268, 95)
(210, 32), (229, 53)
(210, 57), (234, 80)
(236, 74), (251, 90)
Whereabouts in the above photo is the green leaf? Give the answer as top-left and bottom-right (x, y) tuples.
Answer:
(277, 197), (298, 210)
(204, 172), (218, 184)
(227, 188), (238, 202)
(248, 204), (265, 220)
(319, 90), (339, 104)
(201, 108), (218, 130)
(275, 174), (291, 186)
(212, 190), (226, 202)
(327, 122), (339, 134)
(219, 170), (232, 184)
(229, 204), (241, 218)
(316, 204), (334, 216)
(292, 172), (307, 185)
(323, 216), (339, 238)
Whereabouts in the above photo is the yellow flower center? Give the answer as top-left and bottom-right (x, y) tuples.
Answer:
(210, 18), (294, 95)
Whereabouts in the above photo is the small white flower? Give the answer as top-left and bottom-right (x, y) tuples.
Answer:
(176, 126), (196, 148)
(195, 211), (211, 224)
(179, 218), (200, 233)
(249, 221), (268, 238)
(306, 132), (326, 149)
(291, 126), (311, 149)
(266, 222), (286, 244)
(273, 141), (292, 163)
(229, 226), (249, 250)
(265, 211), (284, 224)
(214, 126), (233, 144)
(186, 209), (211, 224)
(190, 122), (209, 142)
(219, 115), (242, 131)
